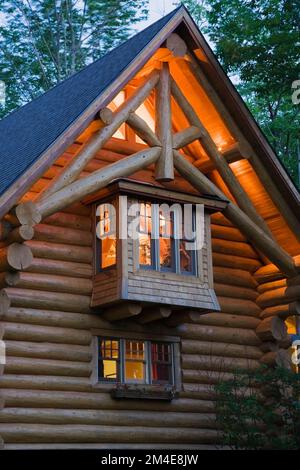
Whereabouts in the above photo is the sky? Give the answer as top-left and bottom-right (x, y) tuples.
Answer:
(135, 0), (177, 31)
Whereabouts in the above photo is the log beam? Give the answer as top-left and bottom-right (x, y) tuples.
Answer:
(126, 112), (161, 147)
(155, 62), (174, 181)
(173, 150), (297, 277)
(37, 70), (159, 201)
(166, 33), (187, 58)
(0, 243), (33, 272)
(138, 306), (172, 324)
(171, 77), (274, 239)
(255, 316), (288, 342)
(172, 126), (203, 150)
(102, 303), (142, 322)
(187, 51), (300, 239)
(17, 147), (161, 223)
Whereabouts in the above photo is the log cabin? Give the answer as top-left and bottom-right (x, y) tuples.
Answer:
(0, 5), (299, 449)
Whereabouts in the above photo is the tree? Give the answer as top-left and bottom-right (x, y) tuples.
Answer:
(177, 0), (300, 186)
(0, 0), (148, 117)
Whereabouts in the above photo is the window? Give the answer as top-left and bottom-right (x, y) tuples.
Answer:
(138, 201), (197, 275)
(98, 337), (174, 385)
(96, 202), (116, 270)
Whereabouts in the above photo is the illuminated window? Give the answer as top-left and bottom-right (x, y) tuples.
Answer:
(138, 201), (197, 275)
(96, 202), (116, 270)
(98, 338), (119, 381)
(98, 337), (174, 385)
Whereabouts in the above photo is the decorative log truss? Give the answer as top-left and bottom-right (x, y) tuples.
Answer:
(1, 34), (299, 287)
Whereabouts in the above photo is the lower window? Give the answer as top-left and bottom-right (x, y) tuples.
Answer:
(98, 337), (174, 385)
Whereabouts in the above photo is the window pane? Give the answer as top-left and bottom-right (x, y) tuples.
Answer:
(125, 340), (145, 382)
(151, 343), (172, 384)
(125, 361), (145, 382)
(99, 339), (119, 381)
(160, 237), (172, 269)
(139, 203), (152, 266)
(180, 240), (193, 273)
(101, 237), (116, 269)
(159, 210), (174, 270)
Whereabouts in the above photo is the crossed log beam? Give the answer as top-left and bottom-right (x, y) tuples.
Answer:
(4, 50), (298, 279)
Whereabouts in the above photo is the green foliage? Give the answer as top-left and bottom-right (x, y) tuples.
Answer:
(177, 0), (300, 186)
(215, 366), (300, 450)
(0, 0), (149, 117)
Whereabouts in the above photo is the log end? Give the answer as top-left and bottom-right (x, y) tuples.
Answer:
(7, 243), (33, 271)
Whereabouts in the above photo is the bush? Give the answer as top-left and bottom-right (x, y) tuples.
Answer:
(215, 366), (300, 450)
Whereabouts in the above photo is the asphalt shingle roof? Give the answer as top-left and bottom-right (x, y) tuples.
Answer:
(0, 7), (181, 197)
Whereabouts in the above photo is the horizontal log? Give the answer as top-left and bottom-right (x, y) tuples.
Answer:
(102, 303), (142, 322)
(191, 313), (260, 329)
(4, 443), (222, 450)
(5, 340), (91, 362)
(212, 266), (258, 288)
(0, 307), (110, 331)
(0, 220), (12, 240)
(15, 201), (41, 226)
(212, 239), (259, 260)
(6, 225), (34, 243)
(177, 323), (261, 346)
(2, 389), (215, 413)
(254, 254), (300, 284)
(212, 252), (261, 272)
(260, 349), (291, 369)
(4, 356), (91, 377)
(25, 258), (92, 279)
(138, 306), (172, 324)
(0, 243), (33, 271)
(214, 283), (258, 301)
(210, 212), (233, 227)
(181, 383), (217, 400)
(0, 423), (220, 444)
(0, 288), (91, 313)
(260, 302), (300, 320)
(255, 316), (288, 342)
(218, 297), (261, 317)
(183, 369), (234, 385)
(25, 240), (92, 263)
(0, 375), (92, 392)
(211, 224), (246, 242)
(257, 286), (300, 309)
(42, 212), (91, 231)
(2, 322), (92, 345)
(5, 272), (93, 295)
(182, 354), (260, 372)
(181, 339), (262, 359)
(0, 408), (217, 429)
(34, 224), (92, 246)
(257, 279), (286, 294)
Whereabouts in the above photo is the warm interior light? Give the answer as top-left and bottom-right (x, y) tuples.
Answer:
(135, 102), (155, 144)
(99, 339), (119, 380)
(107, 91), (126, 139)
(125, 340), (145, 382)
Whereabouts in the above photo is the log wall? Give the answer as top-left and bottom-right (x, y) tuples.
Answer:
(0, 178), (266, 449)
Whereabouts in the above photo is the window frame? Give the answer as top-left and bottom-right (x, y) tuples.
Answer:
(95, 336), (177, 387)
(94, 198), (118, 273)
(137, 200), (198, 276)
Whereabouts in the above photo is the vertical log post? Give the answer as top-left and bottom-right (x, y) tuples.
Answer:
(155, 63), (174, 181)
